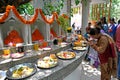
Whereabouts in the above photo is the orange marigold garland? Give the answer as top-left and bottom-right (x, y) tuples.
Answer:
(12, 6), (38, 24)
(62, 14), (69, 19)
(39, 9), (55, 24)
(25, 9), (39, 24)
(0, 5), (67, 25)
(0, 5), (11, 23)
(12, 6), (27, 24)
(53, 12), (58, 19)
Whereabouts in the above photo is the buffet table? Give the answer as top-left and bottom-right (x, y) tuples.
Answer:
(0, 43), (87, 80)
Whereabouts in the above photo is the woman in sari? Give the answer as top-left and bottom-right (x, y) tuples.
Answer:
(88, 27), (117, 80)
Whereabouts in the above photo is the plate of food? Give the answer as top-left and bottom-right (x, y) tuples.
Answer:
(59, 42), (67, 47)
(43, 47), (52, 51)
(60, 42), (67, 45)
(56, 51), (76, 60)
(11, 53), (24, 59)
(6, 63), (37, 80)
(72, 47), (87, 51)
(37, 54), (58, 69)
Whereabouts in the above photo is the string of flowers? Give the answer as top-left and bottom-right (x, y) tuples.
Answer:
(39, 9), (55, 24)
(12, 6), (38, 24)
(0, 5), (69, 25)
(0, 5), (11, 23)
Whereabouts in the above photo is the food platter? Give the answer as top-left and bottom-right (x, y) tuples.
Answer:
(43, 47), (52, 51)
(59, 42), (67, 47)
(72, 47), (87, 51)
(37, 56), (58, 69)
(56, 51), (76, 60)
(11, 53), (24, 59)
(6, 63), (37, 80)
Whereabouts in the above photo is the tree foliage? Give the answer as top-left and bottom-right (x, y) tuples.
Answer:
(111, 0), (120, 20)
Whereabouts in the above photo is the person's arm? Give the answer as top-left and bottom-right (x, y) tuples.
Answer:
(90, 36), (109, 53)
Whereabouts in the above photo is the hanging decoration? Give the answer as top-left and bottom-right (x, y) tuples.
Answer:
(0, 5), (11, 23)
(39, 9), (55, 24)
(0, 5), (69, 26)
(12, 6), (38, 24)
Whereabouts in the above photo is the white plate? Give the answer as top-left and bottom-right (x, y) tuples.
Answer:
(0, 70), (6, 80)
(61, 42), (67, 45)
(38, 48), (43, 51)
(73, 47), (87, 51)
(43, 47), (51, 51)
(11, 53), (24, 59)
(37, 57), (58, 69)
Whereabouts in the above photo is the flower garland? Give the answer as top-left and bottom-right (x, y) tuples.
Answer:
(39, 9), (55, 24)
(0, 5), (69, 25)
(12, 6), (38, 24)
(0, 5), (11, 23)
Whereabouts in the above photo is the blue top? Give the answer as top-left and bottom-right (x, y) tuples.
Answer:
(103, 24), (109, 34)
(108, 24), (117, 38)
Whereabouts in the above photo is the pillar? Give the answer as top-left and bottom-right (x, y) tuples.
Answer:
(81, 0), (91, 35)
(67, 0), (71, 25)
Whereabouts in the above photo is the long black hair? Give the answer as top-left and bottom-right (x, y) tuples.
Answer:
(89, 27), (101, 35)
(101, 17), (107, 24)
(118, 19), (120, 24)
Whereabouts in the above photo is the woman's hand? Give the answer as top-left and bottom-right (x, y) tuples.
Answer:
(88, 40), (94, 46)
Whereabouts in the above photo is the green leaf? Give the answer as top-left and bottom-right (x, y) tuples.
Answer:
(17, 3), (34, 15)
(42, 0), (64, 15)
(75, 0), (80, 5)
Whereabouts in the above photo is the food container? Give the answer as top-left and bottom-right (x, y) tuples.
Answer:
(3, 48), (10, 55)
(33, 43), (39, 51)
(16, 43), (24, 53)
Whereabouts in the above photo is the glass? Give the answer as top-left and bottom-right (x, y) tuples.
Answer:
(3, 48), (10, 55)
(33, 43), (39, 50)
(17, 46), (24, 53)
(58, 38), (62, 44)
(53, 39), (58, 45)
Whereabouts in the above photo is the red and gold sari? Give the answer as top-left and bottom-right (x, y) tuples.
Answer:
(92, 34), (117, 80)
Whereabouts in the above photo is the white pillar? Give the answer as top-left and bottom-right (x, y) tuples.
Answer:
(0, 27), (4, 48)
(46, 24), (50, 41)
(67, 0), (71, 24)
(81, 0), (91, 35)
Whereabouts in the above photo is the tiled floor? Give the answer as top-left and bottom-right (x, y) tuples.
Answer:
(64, 61), (118, 80)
